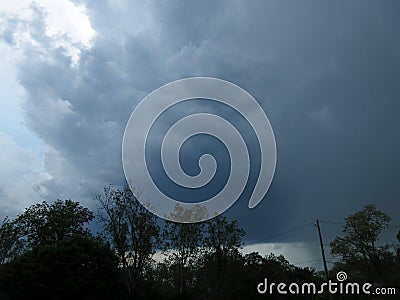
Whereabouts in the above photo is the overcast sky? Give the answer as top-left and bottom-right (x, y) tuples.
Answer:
(1, 0), (399, 269)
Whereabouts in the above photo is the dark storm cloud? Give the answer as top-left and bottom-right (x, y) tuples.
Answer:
(4, 1), (400, 245)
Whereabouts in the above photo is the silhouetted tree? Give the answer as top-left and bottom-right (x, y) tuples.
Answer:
(96, 184), (160, 297)
(202, 215), (245, 299)
(162, 220), (205, 299)
(0, 196), (331, 299)
(15, 199), (94, 247)
(330, 204), (392, 281)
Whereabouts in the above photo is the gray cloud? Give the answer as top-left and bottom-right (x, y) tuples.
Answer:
(1, 0), (399, 248)
(0, 132), (49, 216)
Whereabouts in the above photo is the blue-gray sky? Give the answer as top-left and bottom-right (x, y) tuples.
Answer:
(1, 0), (399, 268)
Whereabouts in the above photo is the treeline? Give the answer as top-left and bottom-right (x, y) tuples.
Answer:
(0, 184), (399, 299)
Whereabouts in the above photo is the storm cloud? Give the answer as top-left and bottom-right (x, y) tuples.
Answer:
(1, 0), (400, 266)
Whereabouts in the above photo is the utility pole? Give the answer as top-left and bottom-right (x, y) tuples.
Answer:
(316, 219), (329, 281)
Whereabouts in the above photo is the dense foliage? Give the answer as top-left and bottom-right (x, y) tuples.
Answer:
(0, 186), (398, 299)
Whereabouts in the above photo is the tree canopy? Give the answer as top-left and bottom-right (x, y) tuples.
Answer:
(0, 195), (399, 299)
(330, 204), (392, 281)
(16, 199), (94, 247)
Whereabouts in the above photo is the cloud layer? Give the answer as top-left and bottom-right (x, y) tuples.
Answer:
(1, 1), (399, 250)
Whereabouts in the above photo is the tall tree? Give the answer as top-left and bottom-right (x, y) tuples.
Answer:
(96, 183), (160, 296)
(330, 204), (391, 280)
(205, 216), (244, 254)
(15, 199), (94, 248)
(162, 220), (205, 298)
(204, 215), (245, 297)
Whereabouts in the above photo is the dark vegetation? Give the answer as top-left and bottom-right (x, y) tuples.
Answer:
(0, 185), (399, 299)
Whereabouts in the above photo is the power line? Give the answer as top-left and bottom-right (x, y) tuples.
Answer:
(244, 218), (398, 270)
(319, 220), (343, 225)
(247, 220), (399, 246)
(247, 221), (315, 245)
(243, 220), (347, 272)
